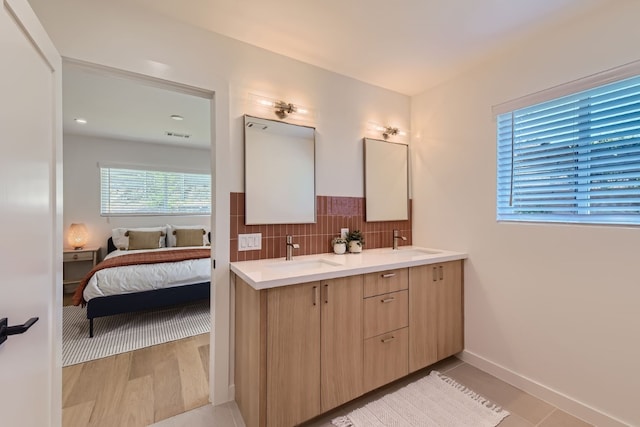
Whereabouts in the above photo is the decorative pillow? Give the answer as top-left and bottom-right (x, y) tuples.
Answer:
(166, 224), (210, 247)
(126, 230), (165, 250)
(174, 228), (206, 247)
(112, 226), (167, 250)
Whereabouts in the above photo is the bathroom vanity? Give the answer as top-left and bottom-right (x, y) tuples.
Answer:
(231, 246), (467, 427)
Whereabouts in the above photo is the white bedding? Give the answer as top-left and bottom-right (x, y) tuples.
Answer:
(83, 246), (211, 302)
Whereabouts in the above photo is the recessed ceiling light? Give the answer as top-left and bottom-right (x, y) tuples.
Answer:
(74, 118), (87, 124)
(170, 115), (184, 121)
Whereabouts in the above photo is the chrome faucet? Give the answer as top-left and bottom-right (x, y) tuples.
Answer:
(285, 235), (300, 260)
(393, 229), (407, 250)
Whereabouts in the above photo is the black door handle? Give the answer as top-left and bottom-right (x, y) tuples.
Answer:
(0, 317), (39, 346)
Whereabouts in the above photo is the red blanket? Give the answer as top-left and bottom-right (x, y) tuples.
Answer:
(72, 248), (211, 306)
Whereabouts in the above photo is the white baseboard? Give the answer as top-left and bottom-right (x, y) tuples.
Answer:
(459, 350), (630, 427)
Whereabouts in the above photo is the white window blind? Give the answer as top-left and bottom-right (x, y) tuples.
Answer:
(497, 74), (640, 225)
(100, 166), (211, 216)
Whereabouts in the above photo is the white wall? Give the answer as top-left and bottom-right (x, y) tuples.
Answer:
(411, 2), (640, 426)
(63, 134), (211, 255)
(29, 0), (410, 406)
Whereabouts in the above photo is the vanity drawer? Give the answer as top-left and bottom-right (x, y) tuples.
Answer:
(363, 290), (408, 339)
(363, 327), (408, 393)
(363, 268), (408, 297)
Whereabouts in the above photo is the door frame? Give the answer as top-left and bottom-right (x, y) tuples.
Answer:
(58, 57), (233, 406)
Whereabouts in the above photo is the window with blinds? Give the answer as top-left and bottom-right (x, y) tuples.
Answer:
(497, 74), (640, 225)
(100, 166), (211, 216)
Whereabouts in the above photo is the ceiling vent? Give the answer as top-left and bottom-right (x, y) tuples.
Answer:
(165, 131), (191, 139)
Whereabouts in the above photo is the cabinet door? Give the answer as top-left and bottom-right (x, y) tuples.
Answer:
(408, 264), (438, 372)
(437, 261), (464, 359)
(321, 275), (363, 412)
(267, 282), (321, 426)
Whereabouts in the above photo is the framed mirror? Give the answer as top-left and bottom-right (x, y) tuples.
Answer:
(364, 138), (409, 221)
(244, 115), (316, 224)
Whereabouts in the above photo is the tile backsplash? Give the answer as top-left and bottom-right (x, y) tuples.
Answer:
(230, 192), (412, 262)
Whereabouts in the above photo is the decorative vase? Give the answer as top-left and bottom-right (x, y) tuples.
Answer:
(333, 242), (346, 255)
(348, 241), (362, 253)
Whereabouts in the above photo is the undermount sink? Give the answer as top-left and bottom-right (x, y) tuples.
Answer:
(384, 248), (442, 256)
(265, 258), (342, 273)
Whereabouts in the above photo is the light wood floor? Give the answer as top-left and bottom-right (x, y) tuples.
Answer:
(62, 333), (210, 427)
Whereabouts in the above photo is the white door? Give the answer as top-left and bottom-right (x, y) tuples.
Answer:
(0, 0), (62, 426)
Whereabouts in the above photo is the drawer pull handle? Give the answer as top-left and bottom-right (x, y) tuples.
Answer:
(432, 267), (438, 282)
(439, 265), (444, 280)
(381, 297), (395, 303)
(312, 286), (318, 306)
(381, 336), (395, 343)
(324, 284), (329, 304)
(381, 273), (396, 278)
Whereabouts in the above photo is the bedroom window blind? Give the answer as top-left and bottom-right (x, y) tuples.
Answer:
(497, 74), (640, 225)
(100, 166), (211, 216)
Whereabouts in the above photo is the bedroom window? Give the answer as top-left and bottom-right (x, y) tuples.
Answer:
(496, 73), (640, 226)
(100, 166), (211, 216)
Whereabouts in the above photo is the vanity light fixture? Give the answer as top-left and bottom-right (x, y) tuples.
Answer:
(170, 114), (184, 121)
(74, 118), (87, 124)
(368, 121), (407, 140)
(381, 126), (407, 140)
(248, 93), (311, 120)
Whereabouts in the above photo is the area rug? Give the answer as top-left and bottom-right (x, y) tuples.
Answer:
(62, 301), (210, 366)
(332, 370), (510, 427)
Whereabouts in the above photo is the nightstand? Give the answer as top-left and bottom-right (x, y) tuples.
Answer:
(63, 247), (99, 288)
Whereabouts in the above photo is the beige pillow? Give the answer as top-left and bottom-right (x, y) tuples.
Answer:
(126, 230), (164, 250)
(174, 228), (206, 247)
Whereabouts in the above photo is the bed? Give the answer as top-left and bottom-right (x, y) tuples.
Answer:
(73, 226), (212, 337)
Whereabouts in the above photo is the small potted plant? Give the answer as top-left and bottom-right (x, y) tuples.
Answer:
(347, 230), (364, 253)
(331, 236), (347, 254)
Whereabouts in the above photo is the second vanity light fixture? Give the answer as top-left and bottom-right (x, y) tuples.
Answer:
(248, 93), (310, 120)
(368, 121), (407, 140)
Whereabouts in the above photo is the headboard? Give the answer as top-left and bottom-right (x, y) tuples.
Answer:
(107, 232), (212, 254)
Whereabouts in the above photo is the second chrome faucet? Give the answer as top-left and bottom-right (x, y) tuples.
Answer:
(393, 229), (407, 250)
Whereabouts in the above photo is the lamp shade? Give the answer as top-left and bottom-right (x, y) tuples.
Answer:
(68, 223), (89, 249)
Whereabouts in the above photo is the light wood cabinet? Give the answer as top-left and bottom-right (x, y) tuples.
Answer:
(363, 269), (409, 393)
(235, 276), (363, 427)
(266, 282), (321, 426)
(320, 275), (363, 412)
(409, 260), (464, 372)
(235, 259), (463, 427)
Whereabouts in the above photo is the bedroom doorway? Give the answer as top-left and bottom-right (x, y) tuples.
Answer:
(60, 59), (215, 424)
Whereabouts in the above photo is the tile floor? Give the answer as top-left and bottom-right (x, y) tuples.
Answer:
(152, 357), (593, 427)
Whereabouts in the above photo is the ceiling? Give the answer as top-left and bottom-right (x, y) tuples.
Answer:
(63, 0), (607, 147)
(132, 0), (607, 96)
(63, 63), (212, 148)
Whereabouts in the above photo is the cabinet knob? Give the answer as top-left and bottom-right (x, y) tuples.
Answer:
(72, 254), (78, 260)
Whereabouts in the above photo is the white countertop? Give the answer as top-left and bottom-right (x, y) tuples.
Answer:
(230, 246), (468, 290)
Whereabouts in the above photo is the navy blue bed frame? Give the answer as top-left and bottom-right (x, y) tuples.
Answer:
(85, 237), (210, 337)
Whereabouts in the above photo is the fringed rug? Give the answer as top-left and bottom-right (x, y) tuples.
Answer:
(332, 370), (510, 427)
(62, 301), (210, 366)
